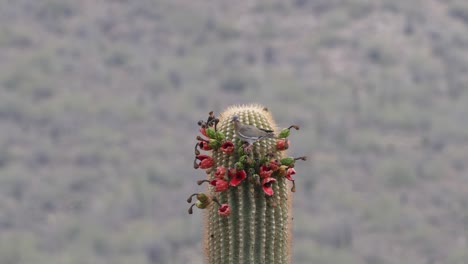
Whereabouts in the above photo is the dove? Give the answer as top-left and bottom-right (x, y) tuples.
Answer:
(231, 115), (275, 150)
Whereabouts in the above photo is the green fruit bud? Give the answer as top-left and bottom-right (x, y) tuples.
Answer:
(206, 127), (217, 139)
(280, 157), (295, 166)
(215, 131), (225, 141)
(197, 193), (210, 203)
(239, 155), (247, 164)
(235, 162), (244, 170)
(237, 146), (245, 156)
(208, 139), (221, 149)
(252, 173), (261, 185)
(196, 200), (209, 209)
(259, 156), (269, 165)
(278, 128), (290, 138)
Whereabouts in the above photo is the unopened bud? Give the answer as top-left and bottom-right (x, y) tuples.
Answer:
(215, 131), (225, 141)
(280, 157), (295, 166)
(194, 200), (204, 209)
(206, 127), (217, 139)
(197, 193), (210, 203)
(278, 128), (290, 138)
(208, 139), (221, 149)
(235, 162), (244, 170)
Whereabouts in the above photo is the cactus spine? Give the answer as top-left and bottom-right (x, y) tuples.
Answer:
(188, 105), (303, 264)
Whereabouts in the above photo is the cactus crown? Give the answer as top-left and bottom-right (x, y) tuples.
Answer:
(187, 104), (304, 264)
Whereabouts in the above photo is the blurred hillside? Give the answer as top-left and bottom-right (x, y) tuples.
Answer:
(0, 0), (468, 263)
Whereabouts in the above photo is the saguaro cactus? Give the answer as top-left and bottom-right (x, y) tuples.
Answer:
(187, 105), (304, 264)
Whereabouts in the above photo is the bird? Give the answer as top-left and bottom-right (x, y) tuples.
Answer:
(231, 115), (275, 151)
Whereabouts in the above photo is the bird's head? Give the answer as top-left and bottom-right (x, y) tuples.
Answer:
(231, 115), (239, 123)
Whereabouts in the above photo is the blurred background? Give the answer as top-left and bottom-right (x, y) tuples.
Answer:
(0, 0), (467, 263)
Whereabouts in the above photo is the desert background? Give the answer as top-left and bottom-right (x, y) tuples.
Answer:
(0, 0), (467, 263)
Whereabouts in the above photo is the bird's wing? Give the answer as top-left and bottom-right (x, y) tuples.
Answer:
(238, 125), (263, 139)
(258, 127), (274, 133)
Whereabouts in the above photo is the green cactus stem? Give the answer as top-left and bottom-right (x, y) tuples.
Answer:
(189, 105), (303, 264)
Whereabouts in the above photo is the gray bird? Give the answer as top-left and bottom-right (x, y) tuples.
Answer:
(231, 115), (275, 150)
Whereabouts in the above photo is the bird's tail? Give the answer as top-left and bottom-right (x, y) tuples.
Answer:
(259, 128), (276, 139)
(265, 131), (276, 139)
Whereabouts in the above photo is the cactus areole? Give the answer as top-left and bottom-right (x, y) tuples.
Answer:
(187, 105), (305, 264)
